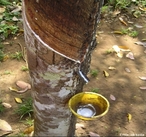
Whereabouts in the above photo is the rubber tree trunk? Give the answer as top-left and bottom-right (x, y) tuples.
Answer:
(22, 0), (103, 136)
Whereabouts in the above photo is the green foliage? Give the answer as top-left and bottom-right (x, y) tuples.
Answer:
(0, 50), (5, 62)
(2, 8), (21, 22)
(14, 132), (25, 137)
(0, 0), (22, 6)
(115, 0), (131, 10)
(0, 24), (18, 40)
(101, 5), (109, 14)
(106, 49), (113, 54)
(121, 28), (138, 37)
(106, 0), (131, 10)
(0, 0), (12, 5)
(0, 43), (4, 61)
(133, 10), (142, 18)
(128, 30), (138, 37)
(90, 69), (99, 77)
(132, 0), (146, 7)
(106, 0), (146, 10)
(3, 70), (11, 75)
(23, 118), (34, 126)
(10, 51), (23, 60)
(0, 100), (5, 113)
(121, 28), (129, 35)
(15, 98), (33, 119)
(0, 0), (21, 42)
(91, 88), (100, 93)
(21, 65), (29, 71)
(0, 43), (4, 49)
(0, 104), (4, 113)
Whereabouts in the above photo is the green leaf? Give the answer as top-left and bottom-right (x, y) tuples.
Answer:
(0, 0), (12, 6)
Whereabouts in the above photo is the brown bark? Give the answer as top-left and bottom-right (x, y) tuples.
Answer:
(23, 0), (103, 136)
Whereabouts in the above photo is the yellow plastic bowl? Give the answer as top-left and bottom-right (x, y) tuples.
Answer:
(68, 92), (110, 120)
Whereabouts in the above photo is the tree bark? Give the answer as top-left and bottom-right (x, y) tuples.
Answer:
(22, 0), (103, 136)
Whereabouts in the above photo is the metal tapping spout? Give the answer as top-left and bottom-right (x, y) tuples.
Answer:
(78, 65), (89, 83)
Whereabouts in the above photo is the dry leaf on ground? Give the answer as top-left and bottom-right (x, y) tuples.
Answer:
(139, 76), (146, 81)
(134, 24), (143, 28)
(126, 52), (135, 60)
(117, 52), (123, 58)
(16, 87), (29, 94)
(119, 17), (127, 26)
(113, 45), (130, 52)
(76, 123), (85, 129)
(89, 131), (100, 137)
(139, 7), (146, 12)
(14, 97), (22, 103)
(11, 6), (22, 13)
(142, 39), (146, 41)
(135, 41), (146, 47)
(112, 45), (120, 53)
(139, 87), (146, 90)
(9, 86), (29, 94)
(16, 80), (31, 89)
(110, 94), (116, 101)
(127, 113), (132, 122)
(23, 126), (34, 134)
(0, 119), (12, 131)
(118, 46), (130, 51)
(12, 16), (19, 21)
(112, 45), (130, 58)
(9, 87), (18, 92)
(113, 31), (123, 35)
(2, 103), (12, 108)
(0, 7), (5, 14)
(108, 66), (116, 70)
(112, 10), (121, 17)
(125, 68), (131, 73)
(103, 71), (109, 77)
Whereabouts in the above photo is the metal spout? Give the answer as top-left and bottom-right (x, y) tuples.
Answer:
(78, 70), (89, 83)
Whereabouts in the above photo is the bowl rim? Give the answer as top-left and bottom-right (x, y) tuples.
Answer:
(68, 92), (110, 120)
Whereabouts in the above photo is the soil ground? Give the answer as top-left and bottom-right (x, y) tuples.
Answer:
(0, 10), (146, 137)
